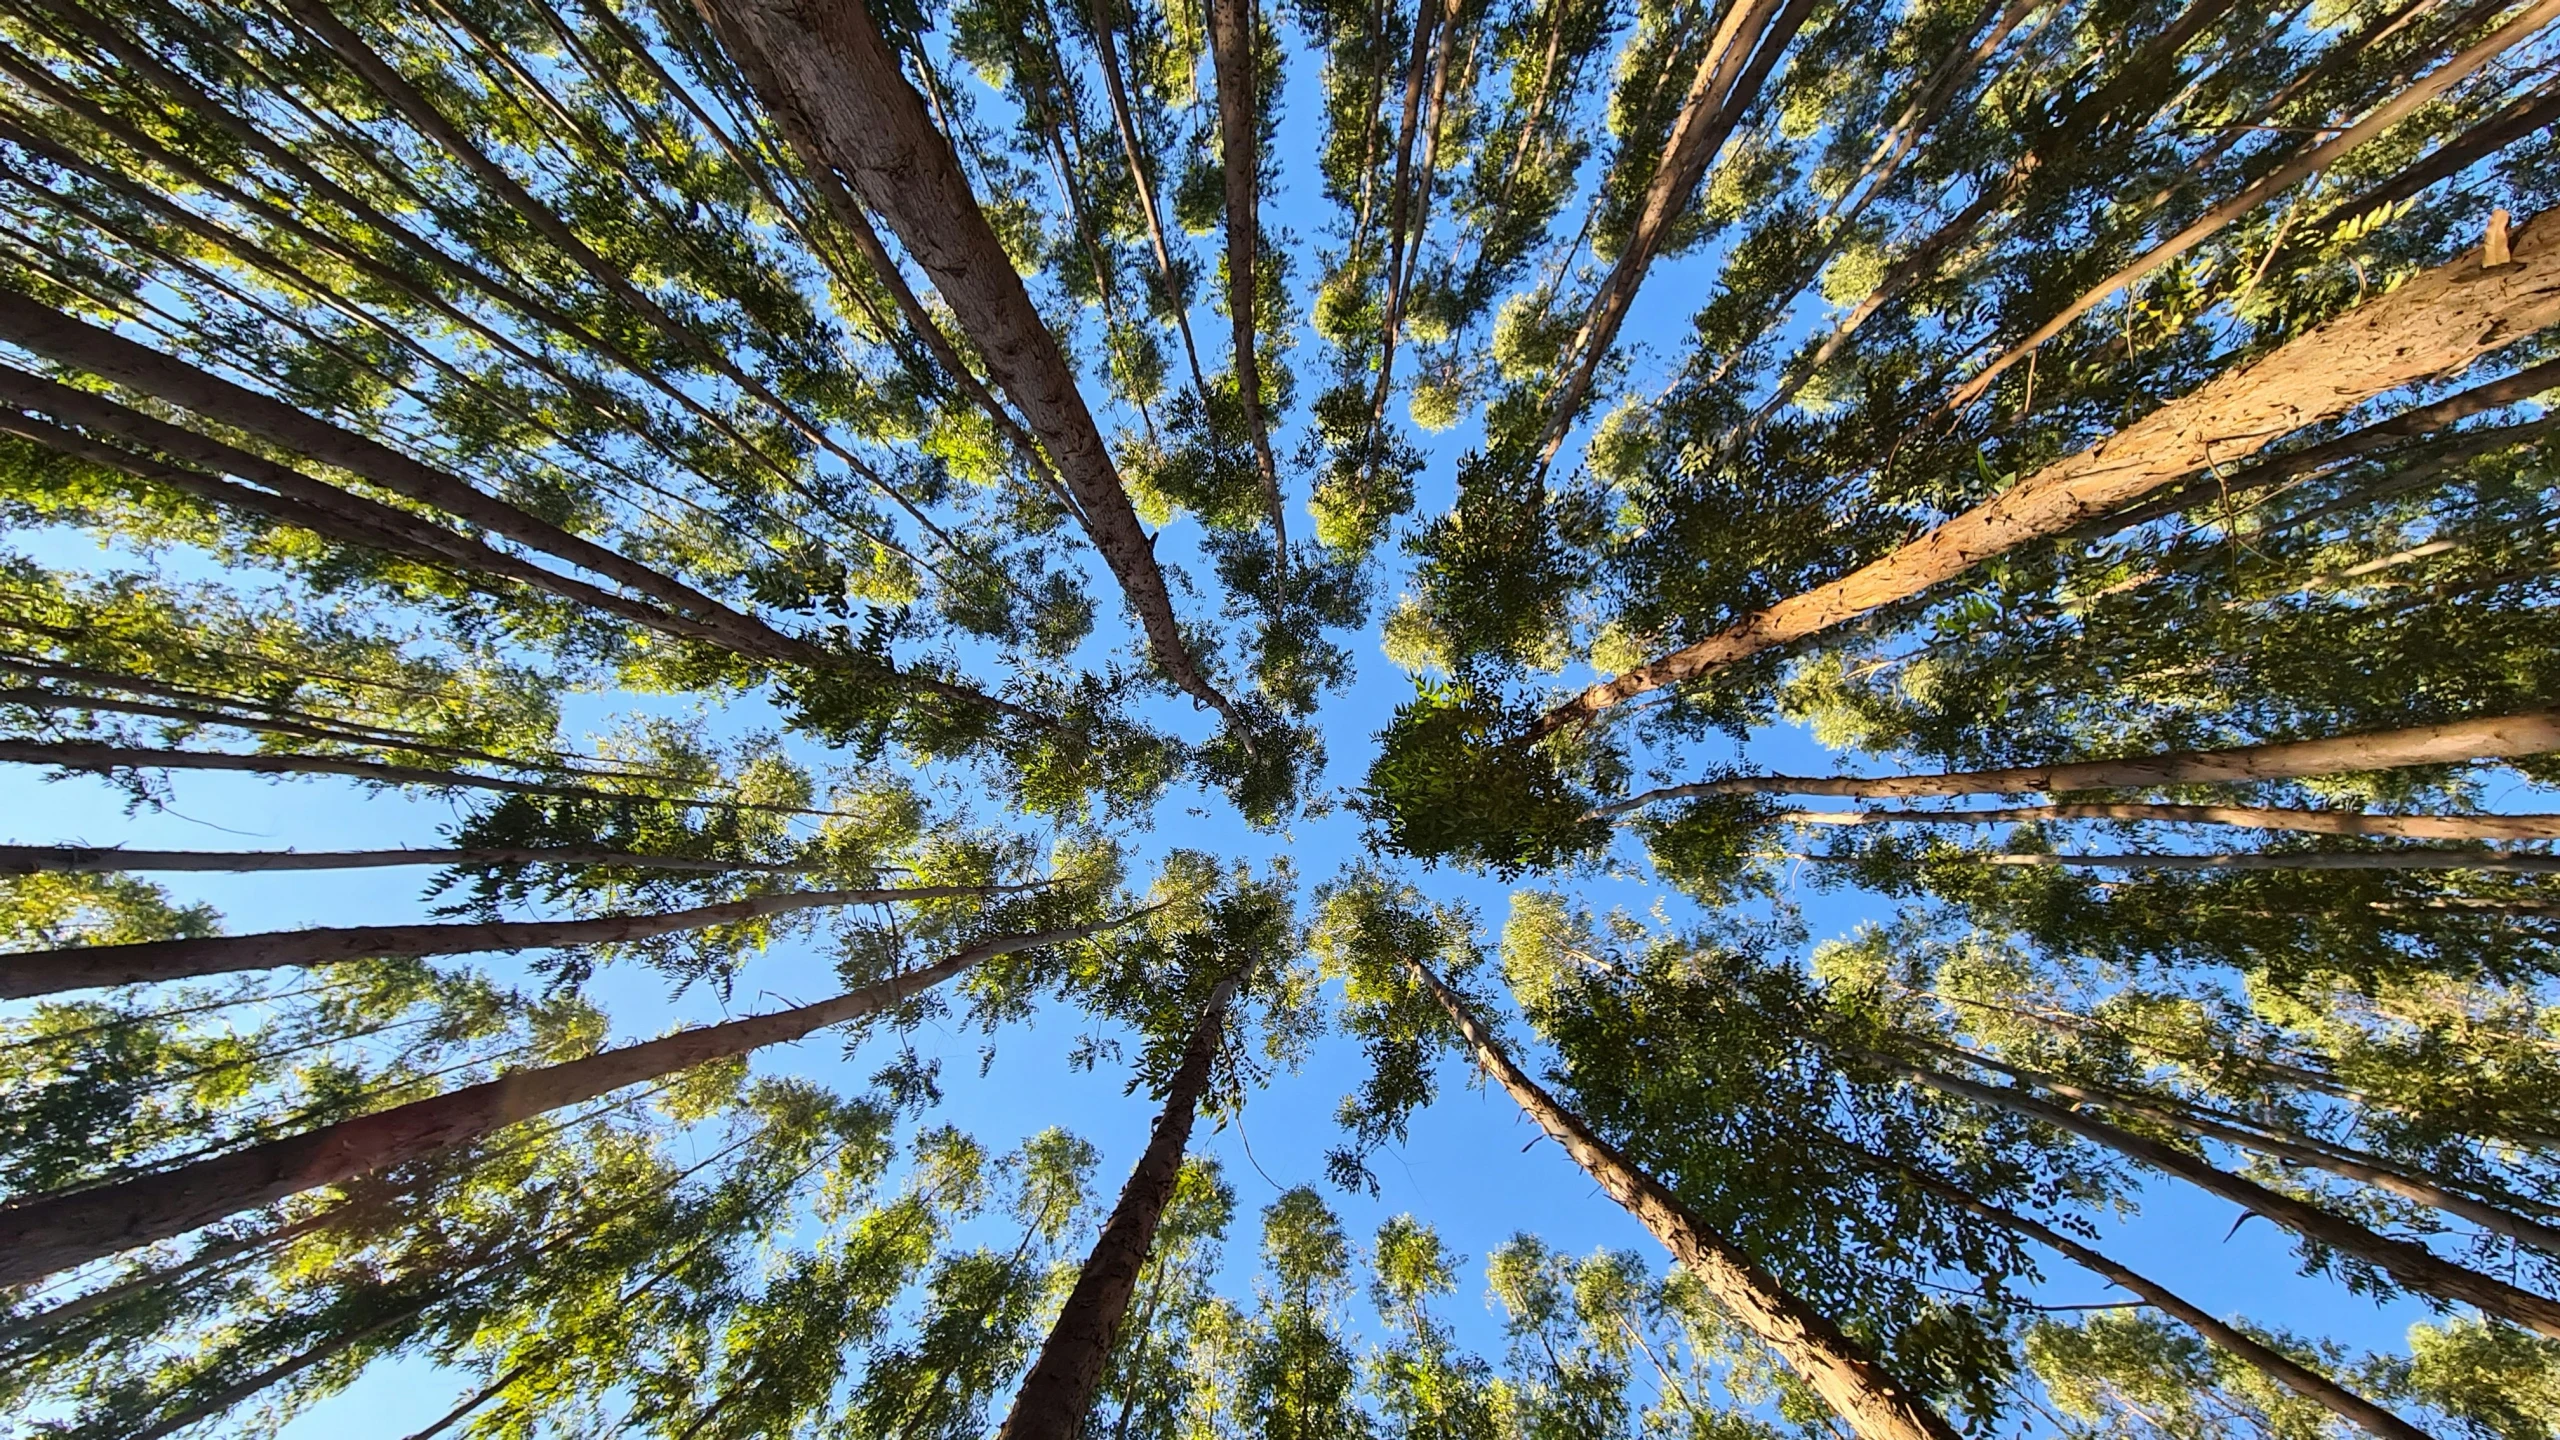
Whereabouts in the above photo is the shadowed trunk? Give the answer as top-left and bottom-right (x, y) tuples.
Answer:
(1854, 1146), (2433, 1440)
(0, 885), (1008, 999)
(1772, 801), (2560, 841)
(0, 920), (1120, 1289)
(1923, 1042), (2560, 1252)
(995, 977), (1238, 1439)
(1204, 0), (1287, 561)
(1409, 957), (1962, 1440)
(1542, 208), (2560, 736)
(0, 845), (830, 876)
(1945, 0), (2560, 412)
(1867, 1048), (2560, 1337)
(1597, 709), (2560, 816)
(693, 0), (1243, 725)
(1534, 0), (1816, 463)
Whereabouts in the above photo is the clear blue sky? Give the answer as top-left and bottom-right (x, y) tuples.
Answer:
(0, 18), (2465, 1432)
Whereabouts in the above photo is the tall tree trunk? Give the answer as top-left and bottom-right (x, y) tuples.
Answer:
(0, 884), (1009, 999)
(1085, 0), (1213, 405)
(995, 977), (1238, 1439)
(1773, 801), (2560, 841)
(0, 919), (1117, 1289)
(1945, 850), (2560, 874)
(1852, 1147), (2432, 1440)
(1407, 957), (1962, 1440)
(1533, 0), (1815, 463)
(1595, 708), (2560, 815)
(2313, 77), (2560, 233)
(1944, 0), (2560, 412)
(0, 845), (829, 876)
(1540, 207), (2560, 737)
(0, 738), (849, 817)
(693, 0), (1243, 727)
(1865, 1048), (2560, 1336)
(1203, 0), (1288, 564)
(1924, 1042), (2560, 1251)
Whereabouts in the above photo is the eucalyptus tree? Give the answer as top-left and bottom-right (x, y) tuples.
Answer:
(4, 0), (2560, 1429)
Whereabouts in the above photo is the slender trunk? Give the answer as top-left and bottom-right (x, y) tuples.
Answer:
(0, 687), (612, 781)
(1596, 708), (2560, 815)
(1203, 0), (1288, 562)
(1546, 204), (2560, 727)
(1407, 957), (1961, 1440)
(0, 1213), (329, 1352)
(1367, 0), (1461, 430)
(1542, 208), (2560, 735)
(1854, 1148), (2432, 1440)
(2314, 77), (2560, 231)
(1941, 850), (2560, 874)
(0, 845), (830, 876)
(1377, 0), (1440, 338)
(996, 978), (1238, 1439)
(0, 919), (1117, 1289)
(1492, 0), (1569, 212)
(1534, 0), (1814, 463)
(1868, 1049), (2560, 1336)
(1775, 801), (2560, 841)
(0, 294), (817, 666)
(0, 737), (852, 817)
(0, 884), (1008, 999)
(1946, 0), (2560, 412)
(1928, 1043), (2560, 1251)
(1086, 0), (1213, 404)
(695, 0), (1241, 725)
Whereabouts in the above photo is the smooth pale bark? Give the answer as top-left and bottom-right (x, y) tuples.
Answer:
(1539, 208), (2560, 737)
(1596, 709), (2560, 815)
(1409, 958), (1961, 1440)
(1203, 0), (1286, 561)
(1774, 802), (2560, 841)
(1931, 1043), (2560, 1252)
(694, 0), (1241, 725)
(1944, 0), (2560, 411)
(0, 845), (829, 876)
(0, 920), (1112, 1289)
(1862, 1150), (2433, 1440)
(1871, 1050), (2560, 1336)
(1535, 0), (1817, 463)
(995, 977), (1238, 1439)
(2093, 352), (2560, 538)
(0, 885), (1007, 999)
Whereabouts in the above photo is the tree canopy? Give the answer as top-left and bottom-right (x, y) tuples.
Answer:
(2, 0), (2558, 1434)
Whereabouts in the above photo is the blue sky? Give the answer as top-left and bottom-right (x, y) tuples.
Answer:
(0, 9), (2491, 1431)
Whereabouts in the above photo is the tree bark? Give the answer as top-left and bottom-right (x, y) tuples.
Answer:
(0, 845), (830, 876)
(0, 885), (1007, 999)
(1854, 1148), (2433, 1440)
(1534, 0), (1815, 463)
(1540, 206), (2560, 736)
(1943, 0), (2560, 411)
(1776, 801), (2560, 840)
(1926, 1043), (2560, 1252)
(0, 294), (824, 664)
(1203, 0), (1288, 563)
(0, 919), (1116, 1289)
(693, 0), (1241, 725)
(1954, 850), (2560, 874)
(1596, 708), (2560, 815)
(995, 977), (1238, 1439)
(2313, 77), (2560, 234)
(1867, 1049), (2560, 1337)
(1408, 957), (1962, 1440)
(0, 737), (848, 815)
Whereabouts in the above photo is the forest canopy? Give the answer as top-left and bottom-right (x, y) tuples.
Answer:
(0, 0), (2557, 1435)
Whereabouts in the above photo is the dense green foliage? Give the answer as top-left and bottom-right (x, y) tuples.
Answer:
(1, 0), (2558, 1434)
